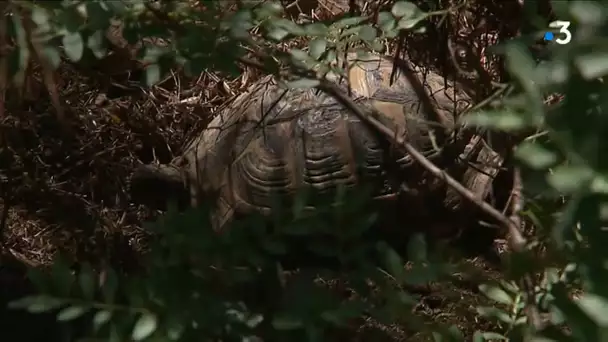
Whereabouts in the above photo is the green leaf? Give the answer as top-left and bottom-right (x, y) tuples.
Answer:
(384, 28), (400, 38)
(551, 284), (598, 341)
(257, 1), (283, 17)
(332, 16), (367, 29)
(378, 11), (394, 25)
(93, 310), (112, 331)
(31, 7), (51, 28)
(267, 28), (289, 42)
(105, 0), (128, 14)
(473, 331), (508, 341)
(290, 48), (310, 62)
(79, 263), (96, 300)
(57, 306), (89, 321)
(166, 320), (185, 340)
(87, 30), (107, 59)
(9, 295), (62, 312)
(515, 142), (558, 169)
(397, 14), (427, 29)
(62, 32), (84, 62)
(461, 109), (535, 131)
(505, 43), (535, 77)
(591, 175), (608, 194)
(499, 280), (520, 294)
(403, 262), (443, 286)
(547, 164), (594, 193)
(305, 23), (329, 36)
(434, 325), (465, 341)
(142, 45), (165, 64)
(371, 40), (386, 52)
(358, 25), (377, 42)
(42, 46), (62, 70)
(378, 12), (397, 33)
(533, 60), (568, 87)
(476, 306), (514, 324)
(325, 49), (337, 64)
(229, 10), (254, 38)
(274, 18), (305, 35)
(340, 25), (363, 38)
(550, 305), (566, 325)
(551, 192), (583, 248)
(272, 314), (304, 330)
(145, 64), (161, 86)
(132, 313), (158, 341)
(391, 1), (422, 18)
(378, 242), (406, 282)
(101, 268), (118, 303)
(285, 78), (320, 89)
(478, 284), (513, 305)
(576, 293), (608, 326)
(51, 258), (75, 296)
(7, 296), (34, 310)
(308, 38), (327, 60)
(406, 233), (427, 262)
(413, 25), (427, 33)
(11, 16), (29, 70)
(504, 43), (543, 113)
(570, 1), (605, 26)
(10, 295), (64, 313)
(574, 52), (608, 80)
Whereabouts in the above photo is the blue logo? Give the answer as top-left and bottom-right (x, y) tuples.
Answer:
(543, 32), (554, 41)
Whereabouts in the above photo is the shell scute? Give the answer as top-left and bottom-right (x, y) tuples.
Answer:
(177, 54), (470, 218)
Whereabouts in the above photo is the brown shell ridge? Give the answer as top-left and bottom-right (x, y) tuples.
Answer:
(296, 109), (357, 190)
(167, 53), (474, 221)
(232, 121), (299, 209)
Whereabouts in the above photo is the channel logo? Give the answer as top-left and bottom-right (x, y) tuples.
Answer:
(543, 21), (572, 45)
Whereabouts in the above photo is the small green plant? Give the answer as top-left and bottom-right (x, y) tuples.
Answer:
(9, 188), (456, 341)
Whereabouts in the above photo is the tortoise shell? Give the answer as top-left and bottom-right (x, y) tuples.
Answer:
(133, 53), (472, 228)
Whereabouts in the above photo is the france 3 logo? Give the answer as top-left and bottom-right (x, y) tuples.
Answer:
(543, 21), (572, 45)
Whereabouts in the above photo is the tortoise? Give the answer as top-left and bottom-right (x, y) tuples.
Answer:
(130, 53), (496, 230)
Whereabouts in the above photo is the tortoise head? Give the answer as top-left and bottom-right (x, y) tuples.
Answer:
(129, 164), (190, 211)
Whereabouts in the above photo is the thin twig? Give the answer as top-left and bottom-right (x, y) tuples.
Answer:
(316, 70), (542, 330)
(509, 168), (543, 329)
(237, 51), (527, 248)
(316, 80), (511, 228)
(509, 168), (524, 247)
(391, 49), (448, 142)
(0, 173), (11, 245)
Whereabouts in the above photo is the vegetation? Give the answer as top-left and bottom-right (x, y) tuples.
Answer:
(1, 0), (607, 341)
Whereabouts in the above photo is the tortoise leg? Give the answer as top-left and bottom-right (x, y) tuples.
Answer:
(442, 135), (506, 263)
(461, 141), (503, 207)
(444, 135), (504, 212)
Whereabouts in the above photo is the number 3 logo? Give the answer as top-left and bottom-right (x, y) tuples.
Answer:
(549, 21), (572, 45)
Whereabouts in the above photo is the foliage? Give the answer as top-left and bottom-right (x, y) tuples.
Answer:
(3, 0), (608, 341)
(8, 190), (453, 341)
(461, 1), (608, 340)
